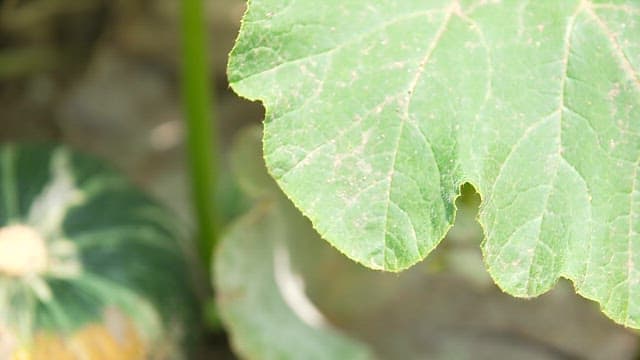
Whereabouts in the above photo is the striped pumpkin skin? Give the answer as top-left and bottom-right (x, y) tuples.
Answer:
(0, 144), (196, 359)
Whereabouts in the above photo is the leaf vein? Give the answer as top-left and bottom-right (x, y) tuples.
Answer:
(380, 4), (456, 269)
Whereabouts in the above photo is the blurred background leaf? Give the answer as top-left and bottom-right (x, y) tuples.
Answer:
(214, 199), (374, 360)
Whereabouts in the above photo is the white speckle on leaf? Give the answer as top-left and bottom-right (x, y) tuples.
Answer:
(357, 159), (372, 174)
(608, 83), (621, 100)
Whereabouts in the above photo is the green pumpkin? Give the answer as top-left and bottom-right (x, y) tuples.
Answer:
(0, 144), (197, 359)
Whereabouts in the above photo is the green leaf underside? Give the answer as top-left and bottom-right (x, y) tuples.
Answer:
(0, 144), (195, 345)
(228, 0), (640, 327)
(215, 201), (373, 360)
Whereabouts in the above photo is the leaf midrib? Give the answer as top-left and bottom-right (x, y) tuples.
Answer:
(380, 4), (458, 269)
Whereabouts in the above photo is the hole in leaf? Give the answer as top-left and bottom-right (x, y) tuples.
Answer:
(446, 182), (482, 246)
(428, 182), (489, 286)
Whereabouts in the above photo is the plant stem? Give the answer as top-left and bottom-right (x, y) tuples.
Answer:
(181, 0), (218, 265)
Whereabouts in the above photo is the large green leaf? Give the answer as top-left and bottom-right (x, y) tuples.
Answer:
(228, 0), (640, 327)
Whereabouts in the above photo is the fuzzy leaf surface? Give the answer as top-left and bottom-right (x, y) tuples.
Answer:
(228, 0), (640, 327)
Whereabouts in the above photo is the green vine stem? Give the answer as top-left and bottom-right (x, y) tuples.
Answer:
(181, 0), (218, 265)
